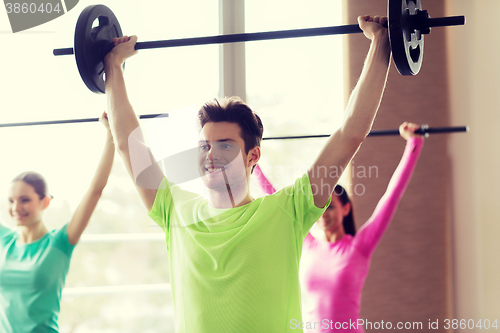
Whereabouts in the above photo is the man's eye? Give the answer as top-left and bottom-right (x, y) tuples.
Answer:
(200, 145), (210, 151)
(222, 144), (232, 149)
(22, 199), (30, 203)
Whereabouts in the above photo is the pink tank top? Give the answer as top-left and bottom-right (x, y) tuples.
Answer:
(255, 137), (424, 332)
(300, 137), (423, 332)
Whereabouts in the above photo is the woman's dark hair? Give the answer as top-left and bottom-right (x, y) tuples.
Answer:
(334, 184), (356, 236)
(12, 171), (50, 200)
(198, 97), (264, 155)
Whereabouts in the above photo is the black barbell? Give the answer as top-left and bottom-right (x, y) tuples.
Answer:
(0, 113), (166, 128)
(53, 0), (465, 94)
(263, 125), (469, 140)
(0, 115), (468, 139)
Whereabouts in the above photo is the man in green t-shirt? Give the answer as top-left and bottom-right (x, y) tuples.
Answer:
(104, 15), (390, 333)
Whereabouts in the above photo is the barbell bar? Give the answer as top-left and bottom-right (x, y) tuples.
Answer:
(263, 125), (468, 140)
(52, 0), (465, 94)
(0, 113), (166, 128)
(0, 115), (468, 139)
(52, 17), (464, 56)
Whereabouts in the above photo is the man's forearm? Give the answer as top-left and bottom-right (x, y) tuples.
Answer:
(341, 35), (391, 141)
(104, 61), (141, 153)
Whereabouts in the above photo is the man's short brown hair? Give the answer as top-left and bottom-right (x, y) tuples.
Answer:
(198, 97), (264, 154)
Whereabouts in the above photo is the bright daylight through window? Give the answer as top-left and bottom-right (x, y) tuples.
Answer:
(0, 0), (343, 331)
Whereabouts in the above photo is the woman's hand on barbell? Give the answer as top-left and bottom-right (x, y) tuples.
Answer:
(400, 122), (424, 140)
(99, 112), (111, 131)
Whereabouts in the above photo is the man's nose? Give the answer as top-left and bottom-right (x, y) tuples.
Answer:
(207, 146), (221, 161)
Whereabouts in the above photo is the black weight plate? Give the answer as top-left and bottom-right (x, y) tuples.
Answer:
(74, 5), (123, 93)
(388, 0), (423, 75)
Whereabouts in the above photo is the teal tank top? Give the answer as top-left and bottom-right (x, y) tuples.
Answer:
(0, 223), (75, 332)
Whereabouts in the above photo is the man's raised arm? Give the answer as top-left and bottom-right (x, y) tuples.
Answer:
(104, 36), (164, 211)
(309, 15), (391, 208)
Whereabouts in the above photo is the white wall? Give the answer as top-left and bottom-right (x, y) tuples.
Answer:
(446, 0), (500, 325)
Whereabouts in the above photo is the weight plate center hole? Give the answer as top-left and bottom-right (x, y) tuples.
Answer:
(91, 17), (100, 29)
(409, 45), (420, 63)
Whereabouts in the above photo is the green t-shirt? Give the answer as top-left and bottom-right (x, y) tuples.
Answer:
(148, 172), (328, 332)
(0, 223), (75, 333)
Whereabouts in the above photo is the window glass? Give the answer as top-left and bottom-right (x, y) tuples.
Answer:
(0, 0), (344, 331)
(0, 1), (219, 332)
(245, 0), (344, 187)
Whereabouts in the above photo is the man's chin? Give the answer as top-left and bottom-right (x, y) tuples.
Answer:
(201, 174), (228, 191)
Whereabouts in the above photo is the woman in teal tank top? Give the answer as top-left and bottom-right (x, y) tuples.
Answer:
(0, 113), (115, 333)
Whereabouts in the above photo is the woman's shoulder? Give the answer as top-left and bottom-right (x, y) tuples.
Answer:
(0, 222), (15, 237)
(46, 223), (76, 254)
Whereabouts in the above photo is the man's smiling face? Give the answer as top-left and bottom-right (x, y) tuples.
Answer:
(198, 121), (248, 191)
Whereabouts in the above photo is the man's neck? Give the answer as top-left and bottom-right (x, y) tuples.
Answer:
(207, 178), (253, 209)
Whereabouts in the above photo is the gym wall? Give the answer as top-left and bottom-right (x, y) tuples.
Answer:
(345, 1), (452, 331)
(447, 0), (500, 327)
(345, 1), (500, 332)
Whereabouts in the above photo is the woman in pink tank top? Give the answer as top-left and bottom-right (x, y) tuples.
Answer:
(255, 122), (424, 332)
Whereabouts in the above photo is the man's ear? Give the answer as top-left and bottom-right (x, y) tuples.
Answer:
(247, 146), (261, 171)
